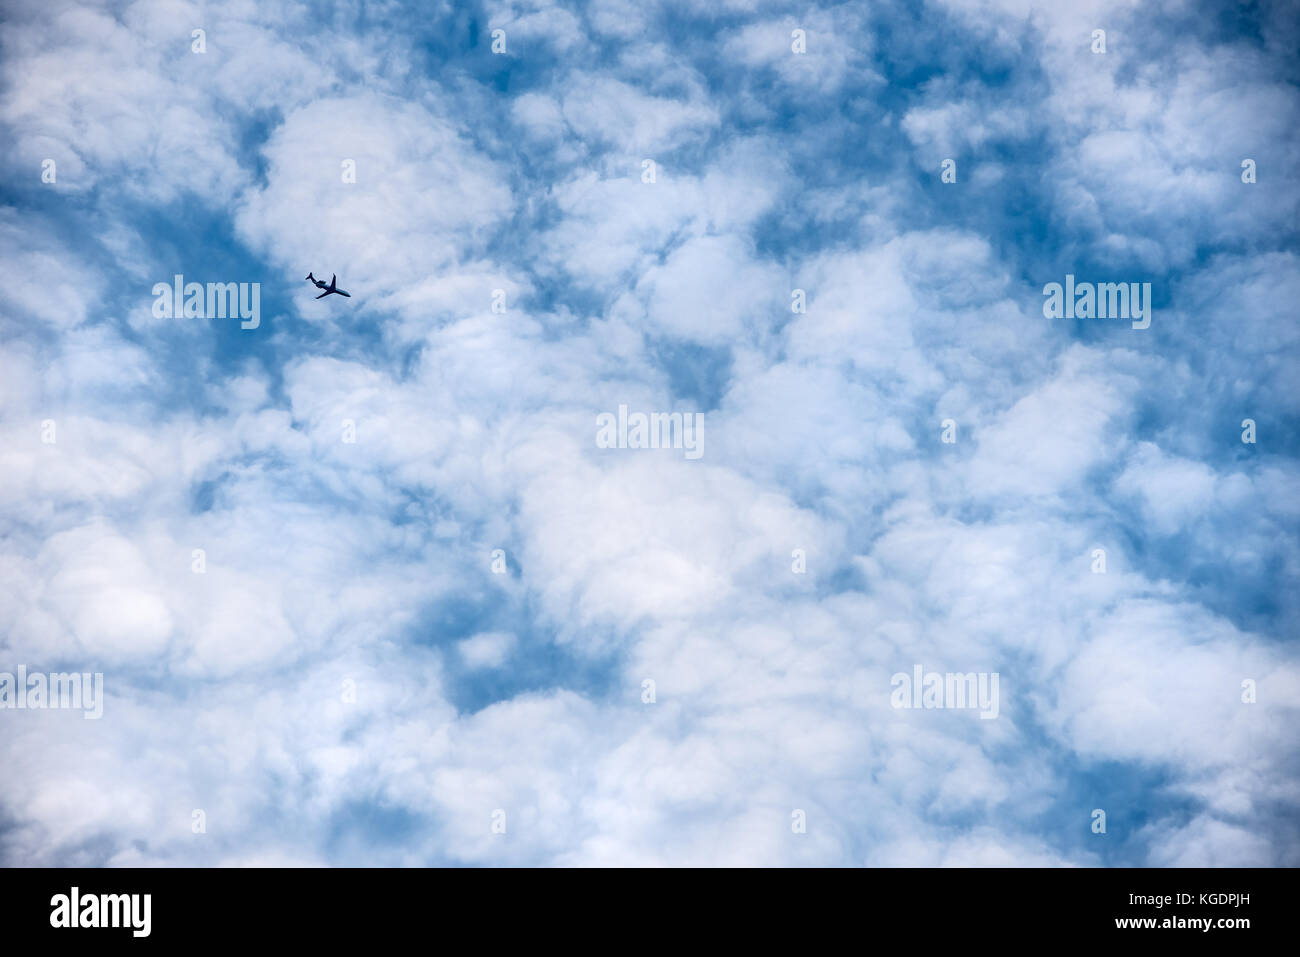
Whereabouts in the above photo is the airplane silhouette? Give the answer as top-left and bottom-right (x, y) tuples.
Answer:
(305, 272), (351, 299)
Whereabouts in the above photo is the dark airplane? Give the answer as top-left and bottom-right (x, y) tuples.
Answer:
(305, 272), (351, 299)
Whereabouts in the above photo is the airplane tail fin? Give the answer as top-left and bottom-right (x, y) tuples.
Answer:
(305, 272), (315, 282)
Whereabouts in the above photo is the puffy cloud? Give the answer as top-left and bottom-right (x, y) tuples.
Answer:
(1, 0), (1296, 869)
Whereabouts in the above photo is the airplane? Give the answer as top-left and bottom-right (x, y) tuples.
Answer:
(305, 272), (351, 299)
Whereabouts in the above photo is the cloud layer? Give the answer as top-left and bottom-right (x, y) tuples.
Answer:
(1, 0), (1297, 866)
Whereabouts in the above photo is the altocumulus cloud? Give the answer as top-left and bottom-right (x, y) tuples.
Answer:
(0, 0), (1297, 866)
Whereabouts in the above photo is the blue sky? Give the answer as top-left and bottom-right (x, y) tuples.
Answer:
(1, 0), (1297, 866)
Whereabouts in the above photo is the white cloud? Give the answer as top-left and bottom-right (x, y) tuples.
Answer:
(458, 631), (516, 669)
(1, 0), (1296, 870)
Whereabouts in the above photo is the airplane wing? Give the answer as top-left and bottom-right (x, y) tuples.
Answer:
(315, 290), (330, 299)
(328, 274), (337, 292)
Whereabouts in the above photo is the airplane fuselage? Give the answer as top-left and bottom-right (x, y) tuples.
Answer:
(304, 272), (350, 298)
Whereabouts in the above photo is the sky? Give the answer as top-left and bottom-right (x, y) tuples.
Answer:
(0, 0), (1297, 866)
